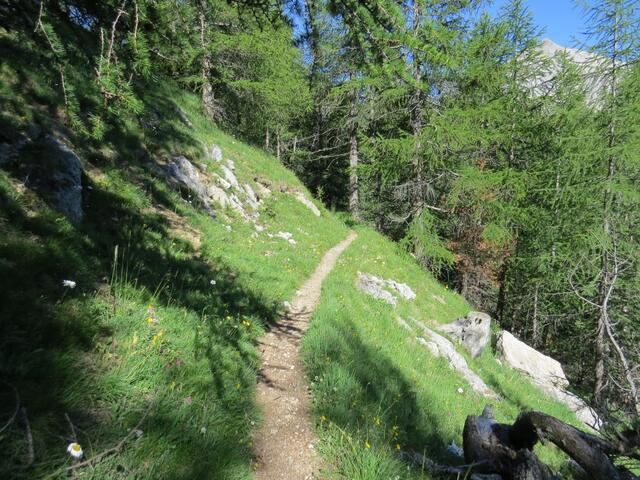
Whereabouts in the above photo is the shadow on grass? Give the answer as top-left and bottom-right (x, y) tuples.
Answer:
(304, 316), (452, 474)
(0, 147), (278, 478)
(0, 15), (289, 477)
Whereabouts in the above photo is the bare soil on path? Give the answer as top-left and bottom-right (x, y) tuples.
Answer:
(252, 231), (358, 480)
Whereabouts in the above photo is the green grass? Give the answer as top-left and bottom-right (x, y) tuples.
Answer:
(0, 29), (347, 477)
(1, 21), (591, 480)
(302, 227), (584, 479)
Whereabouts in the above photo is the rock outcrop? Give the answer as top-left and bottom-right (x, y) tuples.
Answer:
(174, 106), (194, 129)
(292, 190), (321, 217)
(400, 317), (499, 400)
(437, 312), (491, 358)
(33, 134), (84, 225)
(1, 127), (84, 224)
(356, 272), (416, 306)
(496, 330), (600, 429)
(164, 155), (216, 215)
(531, 38), (606, 105)
(204, 143), (223, 162)
(161, 149), (262, 221)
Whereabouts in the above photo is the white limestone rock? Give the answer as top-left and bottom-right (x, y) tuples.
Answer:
(496, 330), (601, 429)
(356, 272), (416, 306)
(292, 190), (321, 217)
(405, 317), (499, 400)
(437, 312), (491, 358)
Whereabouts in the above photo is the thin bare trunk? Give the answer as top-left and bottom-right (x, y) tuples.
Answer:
(200, 2), (216, 120)
(349, 127), (359, 218)
(532, 285), (540, 348)
(409, 0), (423, 208)
(349, 81), (359, 218)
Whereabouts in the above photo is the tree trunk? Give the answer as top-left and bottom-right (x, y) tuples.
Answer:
(349, 84), (359, 218)
(199, 2), (216, 120)
(462, 406), (638, 480)
(276, 132), (281, 161)
(595, 12), (619, 407)
(532, 284), (540, 348)
(349, 130), (359, 218)
(409, 0), (423, 209)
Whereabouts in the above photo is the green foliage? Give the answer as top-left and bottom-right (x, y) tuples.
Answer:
(402, 209), (455, 276)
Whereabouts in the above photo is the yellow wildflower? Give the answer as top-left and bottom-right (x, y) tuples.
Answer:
(364, 441), (371, 449)
(151, 329), (164, 345)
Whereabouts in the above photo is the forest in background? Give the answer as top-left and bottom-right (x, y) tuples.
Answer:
(1, 0), (639, 420)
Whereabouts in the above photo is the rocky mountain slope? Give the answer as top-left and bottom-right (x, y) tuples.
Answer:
(532, 38), (606, 103)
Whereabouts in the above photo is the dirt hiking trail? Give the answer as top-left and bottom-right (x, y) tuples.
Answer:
(252, 231), (358, 479)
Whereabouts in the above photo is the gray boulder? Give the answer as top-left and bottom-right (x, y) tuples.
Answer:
(35, 135), (84, 225)
(174, 106), (193, 129)
(243, 183), (259, 211)
(356, 272), (416, 307)
(291, 190), (321, 217)
(399, 316), (500, 400)
(437, 311), (491, 358)
(496, 330), (568, 389)
(206, 143), (223, 162)
(164, 155), (214, 215)
(163, 155), (261, 220)
(221, 164), (239, 189)
(496, 330), (601, 429)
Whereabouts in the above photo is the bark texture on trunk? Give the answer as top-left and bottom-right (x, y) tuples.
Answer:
(199, 3), (216, 120)
(461, 406), (639, 480)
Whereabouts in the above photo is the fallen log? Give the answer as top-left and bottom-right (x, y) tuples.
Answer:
(461, 405), (639, 480)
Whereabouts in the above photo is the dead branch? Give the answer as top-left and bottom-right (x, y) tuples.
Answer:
(461, 405), (640, 480)
(45, 399), (153, 479)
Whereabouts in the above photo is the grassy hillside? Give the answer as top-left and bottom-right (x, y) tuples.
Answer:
(1, 55), (347, 476)
(303, 227), (583, 479)
(1, 24), (587, 479)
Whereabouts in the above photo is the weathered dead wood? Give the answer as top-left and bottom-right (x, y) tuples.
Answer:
(463, 406), (556, 480)
(461, 405), (640, 480)
(511, 411), (619, 479)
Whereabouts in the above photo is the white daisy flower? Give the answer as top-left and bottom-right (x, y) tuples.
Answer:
(67, 442), (83, 459)
(457, 387), (464, 394)
(62, 280), (77, 289)
(210, 280), (216, 285)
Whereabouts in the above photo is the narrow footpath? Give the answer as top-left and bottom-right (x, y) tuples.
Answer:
(252, 231), (358, 479)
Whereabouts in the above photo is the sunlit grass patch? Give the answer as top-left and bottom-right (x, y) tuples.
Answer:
(0, 70), (347, 478)
(304, 227), (581, 479)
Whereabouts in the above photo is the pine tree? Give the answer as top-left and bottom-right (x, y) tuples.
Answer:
(573, 0), (640, 411)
